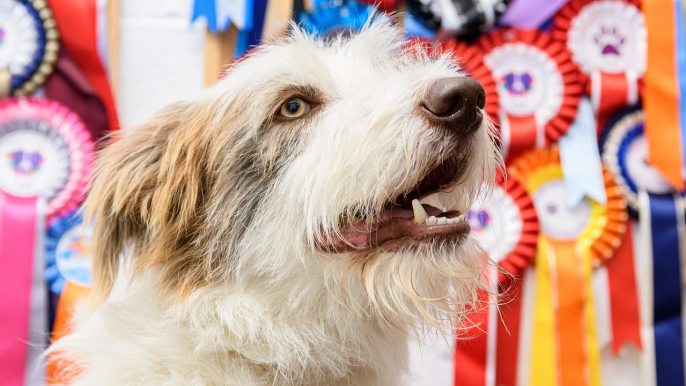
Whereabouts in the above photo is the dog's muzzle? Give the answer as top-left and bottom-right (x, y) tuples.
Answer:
(421, 77), (486, 135)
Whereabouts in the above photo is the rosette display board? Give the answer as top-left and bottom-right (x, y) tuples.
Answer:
(0, 98), (93, 386)
(602, 109), (686, 385)
(553, 0), (645, 123)
(298, 0), (374, 39)
(509, 146), (627, 386)
(0, 0), (59, 97)
(474, 29), (582, 162)
(454, 173), (538, 386)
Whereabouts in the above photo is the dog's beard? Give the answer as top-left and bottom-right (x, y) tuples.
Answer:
(334, 234), (494, 338)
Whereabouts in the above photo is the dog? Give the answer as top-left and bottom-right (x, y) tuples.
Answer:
(48, 16), (499, 386)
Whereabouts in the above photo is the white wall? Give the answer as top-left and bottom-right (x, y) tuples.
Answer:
(117, 0), (206, 128)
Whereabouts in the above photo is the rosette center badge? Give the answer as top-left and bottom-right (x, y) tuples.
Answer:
(486, 43), (563, 121)
(567, 0), (646, 75)
(0, 124), (69, 198)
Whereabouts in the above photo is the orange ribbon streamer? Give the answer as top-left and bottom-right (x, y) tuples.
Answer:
(47, 281), (91, 385)
(643, 0), (685, 190)
(549, 240), (588, 386)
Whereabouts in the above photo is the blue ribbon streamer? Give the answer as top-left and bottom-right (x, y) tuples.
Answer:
(676, 0), (686, 176)
(559, 97), (607, 208)
(298, 0), (374, 37)
(191, 0), (218, 32)
(649, 194), (686, 386)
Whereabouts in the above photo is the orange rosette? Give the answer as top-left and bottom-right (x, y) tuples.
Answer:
(508, 145), (627, 386)
(473, 29), (583, 162)
(509, 145), (627, 266)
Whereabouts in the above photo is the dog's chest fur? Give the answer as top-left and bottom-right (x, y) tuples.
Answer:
(56, 268), (410, 386)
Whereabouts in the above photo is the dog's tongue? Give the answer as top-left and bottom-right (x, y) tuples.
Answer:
(319, 203), (469, 252)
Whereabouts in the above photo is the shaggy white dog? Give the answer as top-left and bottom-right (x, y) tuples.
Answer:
(48, 16), (498, 386)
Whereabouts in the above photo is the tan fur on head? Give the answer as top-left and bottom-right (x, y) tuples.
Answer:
(54, 15), (500, 386)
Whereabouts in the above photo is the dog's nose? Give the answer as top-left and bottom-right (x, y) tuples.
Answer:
(421, 77), (486, 134)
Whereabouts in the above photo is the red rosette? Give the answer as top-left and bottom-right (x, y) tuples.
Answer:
(472, 29), (583, 161)
(0, 97), (94, 225)
(470, 170), (539, 283)
(552, 0), (645, 119)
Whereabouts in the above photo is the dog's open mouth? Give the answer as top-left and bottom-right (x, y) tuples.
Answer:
(319, 160), (471, 252)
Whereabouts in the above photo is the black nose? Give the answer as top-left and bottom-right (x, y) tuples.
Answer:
(421, 77), (486, 134)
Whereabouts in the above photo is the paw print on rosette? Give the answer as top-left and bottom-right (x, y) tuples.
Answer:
(472, 29), (583, 163)
(554, 0), (645, 121)
(508, 145), (628, 386)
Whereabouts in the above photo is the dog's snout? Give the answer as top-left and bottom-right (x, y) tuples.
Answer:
(421, 77), (486, 134)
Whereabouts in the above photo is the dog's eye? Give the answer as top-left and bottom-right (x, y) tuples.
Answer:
(278, 98), (310, 118)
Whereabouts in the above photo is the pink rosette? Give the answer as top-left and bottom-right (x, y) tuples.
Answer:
(0, 97), (94, 225)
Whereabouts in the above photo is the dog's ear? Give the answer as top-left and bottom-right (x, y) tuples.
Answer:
(85, 102), (214, 305)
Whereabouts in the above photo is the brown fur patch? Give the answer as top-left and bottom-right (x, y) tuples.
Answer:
(86, 94), (316, 305)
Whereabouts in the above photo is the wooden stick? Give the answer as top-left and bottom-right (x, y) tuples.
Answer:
(204, 25), (238, 88)
(106, 0), (120, 101)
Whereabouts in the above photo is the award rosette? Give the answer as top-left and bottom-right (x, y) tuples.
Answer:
(508, 145), (627, 386)
(298, 0), (374, 39)
(0, 0), (59, 97)
(602, 108), (686, 384)
(0, 98), (93, 385)
(45, 211), (93, 295)
(454, 171), (538, 386)
(553, 0), (645, 121)
(474, 29), (582, 162)
(0, 97), (94, 224)
(469, 173), (538, 282)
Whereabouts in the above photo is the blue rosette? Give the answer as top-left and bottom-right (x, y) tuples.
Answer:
(298, 0), (374, 39)
(0, 0), (59, 96)
(45, 210), (93, 295)
(601, 107), (686, 214)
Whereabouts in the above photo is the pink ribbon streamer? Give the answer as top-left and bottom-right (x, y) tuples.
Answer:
(0, 191), (39, 386)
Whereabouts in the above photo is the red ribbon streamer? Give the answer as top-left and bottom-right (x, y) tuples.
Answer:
(507, 114), (538, 162)
(47, 0), (119, 131)
(454, 289), (490, 386)
(0, 192), (39, 386)
(606, 224), (642, 353)
(495, 278), (523, 386)
(595, 72), (630, 134)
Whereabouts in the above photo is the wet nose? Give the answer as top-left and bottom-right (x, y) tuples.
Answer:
(421, 77), (486, 134)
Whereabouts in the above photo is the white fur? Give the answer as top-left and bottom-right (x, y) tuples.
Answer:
(48, 17), (498, 386)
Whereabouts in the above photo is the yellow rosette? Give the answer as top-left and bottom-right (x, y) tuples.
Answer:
(509, 145), (627, 386)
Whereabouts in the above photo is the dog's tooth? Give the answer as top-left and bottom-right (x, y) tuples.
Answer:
(456, 214), (466, 222)
(451, 196), (467, 212)
(412, 199), (427, 224)
(426, 216), (437, 225)
(437, 217), (447, 225)
(446, 218), (454, 224)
